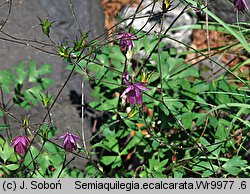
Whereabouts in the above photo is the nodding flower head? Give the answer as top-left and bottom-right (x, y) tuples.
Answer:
(121, 71), (150, 105)
(11, 135), (30, 155)
(117, 32), (137, 53)
(56, 132), (81, 152)
(234, 0), (249, 11)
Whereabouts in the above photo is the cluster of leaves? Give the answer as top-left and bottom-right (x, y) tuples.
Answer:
(0, 61), (54, 110)
(0, 62), (85, 177)
(0, 125), (83, 178)
(70, 31), (250, 178)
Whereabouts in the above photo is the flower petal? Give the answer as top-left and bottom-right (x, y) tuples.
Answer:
(124, 79), (131, 86)
(121, 85), (134, 98)
(123, 71), (130, 85)
(15, 144), (25, 155)
(117, 33), (125, 39)
(62, 135), (70, 148)
(135, 87), (143, 105)
(20, 136), (29, 147)
(56, 133), (67, 140)
(71, 134), (81, 140)
(235, 0), (249, 10)
(11, 136), (21, 147)
(127, 95), (137, 105)
(69, 135), (77, 145)
(64, 142), (73, 152)
(11, 136), (29, 151)
(136, 82), (150, 91)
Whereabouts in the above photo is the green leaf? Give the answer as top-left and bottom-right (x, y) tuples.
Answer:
(121, 133), (142, 155)
(40, 78), (54, 89)
(159, 102), (169, 116)
(171, 64), (199, 79)
(215, 121), (229, 140)
(23, 146), (40, 170)
(44, 142), (61, 155)
(69, 167), (83, 178)
(38, 63), (53, 75)
(154, 159), (168, 172)
(52, 165), (68, 178)
(208, 115), (218, 129)
(152, 140), (160, 150)
(222, 156), (247, 176)
(91, 142), (112, 152)
(23, 87), (41, 106)
(5, 164), (19, 171)
(14, 62), (28, 85)
(149, 157), (157, 171)
(199, 137), (221, 157)
(100, 156), (117, 165)
(112, 156), (122, 168)
(109, 46), (125, 65)
(202, 170), (215, 177)
(181, 112), (194, 129)
(192, 161), (218, 176)
(88, 101), (100, 109)
(169, 22), (247, 34)
(40, 124), (57, 139)
(196, 103), (250, 128)
(173, 167), (185, 178)
(140, 34), (158, 52)
(84, 164), (102, 178)
(193, 80), (209, 92)
(97, 98), (119, 111)
(28, 61), (38, 82)
(88, 64), (107, 80)
(48, 154), (64, 166)
(38, 17), (55, 36)
(0, 143), (14, 162)
(0, 69), (13, 93)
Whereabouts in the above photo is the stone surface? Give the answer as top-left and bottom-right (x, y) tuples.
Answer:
(0, 0), (105, 169)
(119, 0), (195, 52)
(119, 0), (249, 52)
(209, 0), (249, 23)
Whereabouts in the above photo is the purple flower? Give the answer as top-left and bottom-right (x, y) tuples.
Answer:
(121, 72), (150, 105)
(117, 32), (137, 53)
(56, 132), (80, 152)
(11, 135), (30, 155)
(234, 0), (249, 11)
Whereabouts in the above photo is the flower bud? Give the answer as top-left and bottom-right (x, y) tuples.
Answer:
(11, 135), (30, 155)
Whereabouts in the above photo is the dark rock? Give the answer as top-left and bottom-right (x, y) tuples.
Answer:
(0, 0), (105, 169)
(209, 0), (248, 23)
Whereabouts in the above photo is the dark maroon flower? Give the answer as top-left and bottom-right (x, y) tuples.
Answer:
(48, 165), (56, 172)
(56, 132), (80, 152)
(121, 72), (149, 105)
(11, 135), (30, 155)
(117, 32), (137, 53)
(193, 9), (205, 21)
(234, 0), (249, 11)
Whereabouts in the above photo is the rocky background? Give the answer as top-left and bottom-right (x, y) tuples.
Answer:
(0, 0), (105, 168)
(0, 1), (104, 131)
